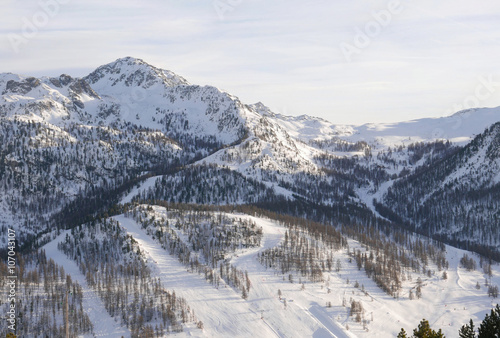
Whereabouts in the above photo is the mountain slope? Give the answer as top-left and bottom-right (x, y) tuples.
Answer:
(378, 122), (500, 255)
(1, 57), (499, 255)
(2, 57), (500, 338)
(5, 202), (495, 337)
(0, 57), (256, 243)
(265, 106), (500, 149)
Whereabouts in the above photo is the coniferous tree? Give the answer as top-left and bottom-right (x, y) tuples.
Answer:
(459, 319), (475, 338)
(412, 319), (445, 338)
(477, 305), (500, 338)
(397, 328), (408, 338)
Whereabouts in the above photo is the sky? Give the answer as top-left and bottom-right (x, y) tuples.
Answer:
(2, 0), (500, 125)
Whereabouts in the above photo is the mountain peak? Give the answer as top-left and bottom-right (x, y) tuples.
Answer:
(249, 102), (275, 117)
(450, 108), (479, 118)
(84, 56), (190, 91)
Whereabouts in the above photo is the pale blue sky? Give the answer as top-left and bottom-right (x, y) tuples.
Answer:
(2, 0), (500, 124)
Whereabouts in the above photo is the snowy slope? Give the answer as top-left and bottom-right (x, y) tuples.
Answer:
(264, 105), (500, 150)
(2, 58), (500, 338)
(115, 214), (283, 338)
(43, 232), (131, 337)
(378, 122), (500, 249)
(37, 207), (499, 338)
(117, 210), (499, 338)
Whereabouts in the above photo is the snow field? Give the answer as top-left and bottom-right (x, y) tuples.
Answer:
(40, 209), (499, 337)
(114, 214), (278, 337)
(120, 210), (499, 337)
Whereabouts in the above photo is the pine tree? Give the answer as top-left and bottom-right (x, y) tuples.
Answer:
(459, 319), (475, 338)
(412, 319), (445, 338)
(397, 328), (409, 338)
(477, 305), (500, 338)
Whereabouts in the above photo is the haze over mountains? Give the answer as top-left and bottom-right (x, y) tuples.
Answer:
(1, 57), (499, 337)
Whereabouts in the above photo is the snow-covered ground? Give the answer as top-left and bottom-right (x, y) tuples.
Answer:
(36, 144), (500, 337)
(114, 214), (341, 337)
(39, 211), (498, 337)
(43, 232), (131, 337)
(120, 176), (159, 204)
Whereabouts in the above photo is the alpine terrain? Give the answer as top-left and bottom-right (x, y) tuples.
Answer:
(1, 57), (499, 337)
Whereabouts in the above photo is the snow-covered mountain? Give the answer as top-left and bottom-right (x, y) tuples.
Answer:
(1, 57), (500, 251)
(1, 57), (247, 146)
(1, 57), (500, 338)
(378, 122), (500, 252)
(0, 57), (254, 243)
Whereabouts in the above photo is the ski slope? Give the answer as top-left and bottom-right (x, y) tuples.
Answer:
(40, 211), (500, 337)
(114, 214), (343, 337)
(113, 212), (499, 337)
(43, 232), (131, 338)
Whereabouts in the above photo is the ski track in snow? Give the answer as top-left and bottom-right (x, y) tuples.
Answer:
(114, 214), (350, 337)
(115, 214), (278, 337)
(39, 212), (500, 338)
(120, 176), (158, 204)
(43, 232), (131, 338)
(229, 216), (355, 338)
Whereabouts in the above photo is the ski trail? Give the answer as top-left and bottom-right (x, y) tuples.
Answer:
(230, 216), (353, 338)
(114, 215), (276, 338)
(44, 232), (130, 338)
(116, 213), (354, 337)
(308, 303), (355, 338)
